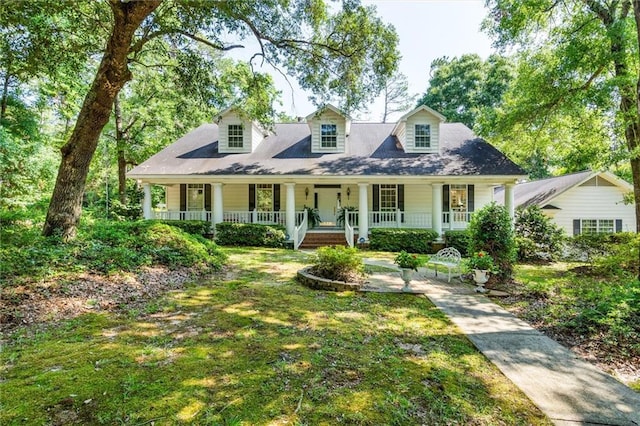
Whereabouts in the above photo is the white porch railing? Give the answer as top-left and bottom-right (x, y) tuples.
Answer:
(443, 211), (472, 229)
(293, 209), (308, 249)
(344, 210), (355, 247)
(368, 210), (433, 228)
(153, 211), (212, 221)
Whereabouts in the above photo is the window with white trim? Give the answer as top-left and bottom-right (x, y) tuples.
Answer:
(256, 184), (273, 211)
(187, 184), (204, 211)
(379, 184), (397, 211)
(415, 124), (431, 148)
(578, 219), (614, 234)
(228, 124), (244, 148)
(321, 124), (337, 148)
(450, 184), (468, 222)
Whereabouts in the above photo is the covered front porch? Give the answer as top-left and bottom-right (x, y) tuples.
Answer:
(140, 179), (516, 249)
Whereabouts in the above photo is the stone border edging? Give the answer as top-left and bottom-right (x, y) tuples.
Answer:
(297, 267), (362, 291)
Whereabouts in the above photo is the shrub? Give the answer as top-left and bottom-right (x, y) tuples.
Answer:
(592, 233), (640, 276)
(514, 205), (565, 262)
(310, 245), (364, 282)
(153, 220), (212, 236)
(444, 230), (471, 257)
(467, 202), (516, 279)
(1, 220), (226, 280)
(215, 222), (286, 247)
(466, 251), (497, 272)
(109, 199), (142, 221)
(369, 228), (439, 253)
(394, 251), (423, 270)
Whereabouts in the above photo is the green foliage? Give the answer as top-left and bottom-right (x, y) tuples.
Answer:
(215, 222), (286, 248)
(512, 263), (640, 360)
(394, 250), (423, 271)
(417, 54), (513, 129)
(514, 205), (565, 261)
(109, 199), (142, 221)
(305, 207), (321, 229)
(369, 228), (439, 254)
(152, 220), (212, 236)
(444, 230), (471, 257)
(336, 206), (357, 227)
(0, 219), (225, 280)
(467, 203), (516, 279)
(466, 251), (497, 273)
(567, 232), (639, 276)
(311, 245), (364, 282)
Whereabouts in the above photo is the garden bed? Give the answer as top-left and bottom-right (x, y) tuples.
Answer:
(297, 267), (363, 291)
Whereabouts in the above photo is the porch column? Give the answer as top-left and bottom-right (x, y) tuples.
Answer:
(505, 183), (515, 222)
(143, 183), (152, 219)
(285, 183), (296, 238)
(432, 183), (443, 239)
(212, 183), (224, 228)
(358, 183), (369, 242)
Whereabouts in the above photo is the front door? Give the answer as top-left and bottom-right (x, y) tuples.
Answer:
(315, 187), (341, 225)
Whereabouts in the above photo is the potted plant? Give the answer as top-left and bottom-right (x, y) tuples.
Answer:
(394, 251), (423, 291)
(467, 251), (496, 292)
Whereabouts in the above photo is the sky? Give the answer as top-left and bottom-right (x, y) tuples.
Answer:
(231, 0), (495, 122)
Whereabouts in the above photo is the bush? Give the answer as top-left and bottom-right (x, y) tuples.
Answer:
(467, 202), (516, 279)
(310, 245), (364, 282)
(109, 199), (142, 221)
(369, 228), (439, 253)
(153, 220), (212, 236)
(215, 222), (286, 248)
(591, 233), (640, 276)
(0, 220), (226, 280)
(444, 230), (471, 257)
(514, 205), (565, 262)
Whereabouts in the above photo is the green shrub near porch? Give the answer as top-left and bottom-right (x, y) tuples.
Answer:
(444, 230), (471, 257)
(369, 228), (439, 253)
(152, 219), (212, 236)
(215, 222), (287, 248)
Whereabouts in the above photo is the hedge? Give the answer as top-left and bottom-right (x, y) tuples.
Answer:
(369, 228), (439, 253)
(215, 222), (287, 248)
(152, 220), (212, 236)
(444, 230), (471, 257)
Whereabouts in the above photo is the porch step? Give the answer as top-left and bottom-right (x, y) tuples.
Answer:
(299, 231), (348, 249)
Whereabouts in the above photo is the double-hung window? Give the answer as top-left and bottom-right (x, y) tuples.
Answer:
(187, 184), (204, 211)
(321, 124), (337, 148)
(228, 124), (244, 148)
(578, 219), (614, 234)
(256, 184), (273, 211)
(415, 124), (431, 148)
(379, 184), (397, 211)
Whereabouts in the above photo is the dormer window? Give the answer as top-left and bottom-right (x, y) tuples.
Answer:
(228, 124), (244, 148)
(321, 124), (337, 148)
(415, 124), (431, 148)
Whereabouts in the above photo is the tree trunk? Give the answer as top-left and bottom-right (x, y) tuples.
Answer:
(1, 68), (10, 122)
(43, 0), (161, 239)
(114, 95), (127, 204)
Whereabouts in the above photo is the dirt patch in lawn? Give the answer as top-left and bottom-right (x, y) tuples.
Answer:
(0, 266), (217, 338)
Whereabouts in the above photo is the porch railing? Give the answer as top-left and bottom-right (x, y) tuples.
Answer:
(155, 210), (304, 227)
(346, 210), (433, 229)
(344, 210), (355, 247)
(153, 211), (212, 221)
(443, 211), (472, 228)
(293, 209), (308, 249)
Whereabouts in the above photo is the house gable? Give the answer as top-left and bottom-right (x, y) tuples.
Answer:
(392, 105), (445, 154)
(305, 104), (350, 154)
(216, 108), (265, 154)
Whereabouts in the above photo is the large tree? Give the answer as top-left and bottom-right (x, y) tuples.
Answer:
(416, 54), (513, 129)
(2, 0), (399, 239)
(484, 0), (640, 277)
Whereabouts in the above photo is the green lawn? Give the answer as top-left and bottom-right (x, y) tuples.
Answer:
(0, 248), (548, 425)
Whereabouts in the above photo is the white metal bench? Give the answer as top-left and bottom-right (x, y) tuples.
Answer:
(426, 247), (462, 282)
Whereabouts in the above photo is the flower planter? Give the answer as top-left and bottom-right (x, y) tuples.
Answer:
(400, 268), (414, 292)
(473, 269), (489, 293)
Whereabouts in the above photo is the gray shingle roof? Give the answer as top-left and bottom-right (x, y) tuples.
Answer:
(494, 170), (594, 207)
(128, 122), (526, 177)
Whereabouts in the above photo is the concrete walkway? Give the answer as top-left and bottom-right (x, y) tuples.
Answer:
(363, 260), (640, 426)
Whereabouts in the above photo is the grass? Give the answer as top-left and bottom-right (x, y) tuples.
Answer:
(0, 248), (549, 425)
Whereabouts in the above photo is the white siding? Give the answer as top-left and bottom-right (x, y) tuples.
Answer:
(166, 185), (180, 211)
(223, 184), (249, 210)
(473, 185), (493, 209)
(405, 110), (440, 153)
(218, 111), (261, 153)
(547, 186), (635, 234)
(404, 184), (432, 212)
(310, 109), (346, 153)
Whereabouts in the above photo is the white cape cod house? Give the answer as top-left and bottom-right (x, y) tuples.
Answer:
(127, 104), (526, 248)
